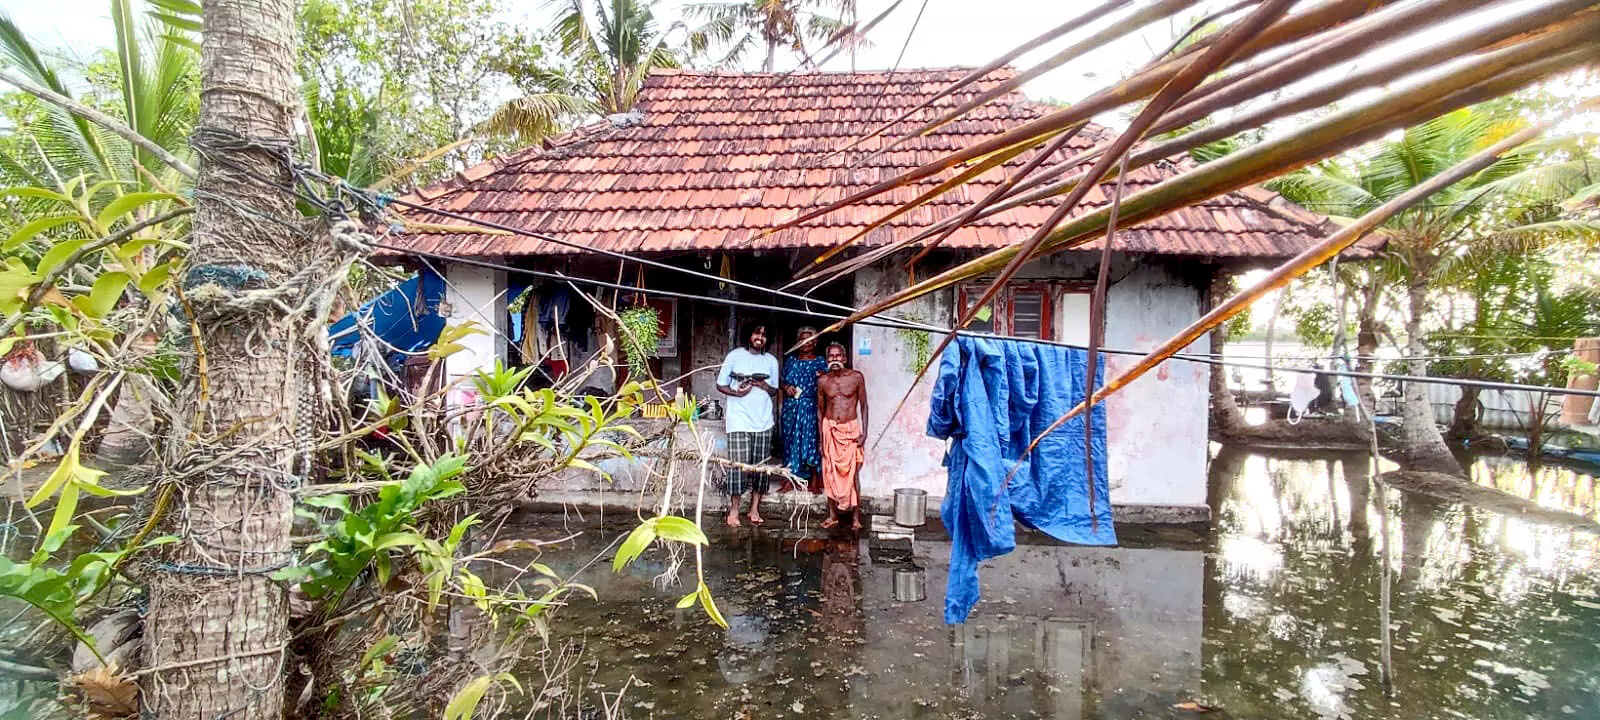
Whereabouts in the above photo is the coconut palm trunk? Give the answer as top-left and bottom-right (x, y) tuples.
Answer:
(1207, 273), (1247, 434)
(1397, 275), (1462, 474)
(142, 0), (303, 715)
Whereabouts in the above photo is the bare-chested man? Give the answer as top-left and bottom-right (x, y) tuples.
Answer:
(816, 342), (869, 530)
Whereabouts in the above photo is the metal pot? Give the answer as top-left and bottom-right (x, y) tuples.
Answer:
(892, 567), (926, 602)
(893, 488), (927, 527)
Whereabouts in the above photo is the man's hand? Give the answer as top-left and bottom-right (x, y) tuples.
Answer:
(855, 434), (867, 448)
(751, 379), (776, 395)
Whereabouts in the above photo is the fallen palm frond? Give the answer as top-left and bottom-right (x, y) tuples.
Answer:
(771, 0), (1409, 236)
(813, 23), (1599, 330)
(1012, 116), (1569, 465)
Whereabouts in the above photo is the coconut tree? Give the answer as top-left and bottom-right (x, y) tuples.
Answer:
(1266, 107), (1596, 473)
(0, 2), (197, 189)
(686, 0), (855, 72)
(481, 0), (684, 140)
(0, 2), (199, 465)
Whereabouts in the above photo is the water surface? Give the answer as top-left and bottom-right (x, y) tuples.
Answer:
(506, 448), (1600, 719)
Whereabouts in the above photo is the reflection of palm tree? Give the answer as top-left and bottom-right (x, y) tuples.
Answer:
(1342, 455), (1372, 550)
(1398, 491), (1446, 591)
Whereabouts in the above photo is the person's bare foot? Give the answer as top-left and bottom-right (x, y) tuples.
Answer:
(821, 516), (839, 529)
(725, 511), (741, 528)
(748, 511), (764, 526)
(851, 515), (863, 531)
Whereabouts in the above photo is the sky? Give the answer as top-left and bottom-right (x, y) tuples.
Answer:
(7, 0), (1578, 107)
(6, 0), (1589, 121)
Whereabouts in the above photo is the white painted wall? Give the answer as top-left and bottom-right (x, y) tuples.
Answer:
(852, 256), (1211, 510)
(442, 262), (508, 399)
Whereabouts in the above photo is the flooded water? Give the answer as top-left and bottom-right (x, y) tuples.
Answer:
(501, 448), (1600, 719)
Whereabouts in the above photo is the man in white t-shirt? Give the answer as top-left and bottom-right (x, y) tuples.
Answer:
(717, 322), (780, 527)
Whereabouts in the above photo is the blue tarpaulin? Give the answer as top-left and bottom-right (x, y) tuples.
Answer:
(328, 268), (447, 367)
(927, 336), (1116, 624)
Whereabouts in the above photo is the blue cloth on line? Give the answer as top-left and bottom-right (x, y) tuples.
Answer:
(927, 337), (1116, 625)
(328, 268), (447, 369)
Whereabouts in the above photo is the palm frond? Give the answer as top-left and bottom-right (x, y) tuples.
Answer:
(479, 93), (595, 142)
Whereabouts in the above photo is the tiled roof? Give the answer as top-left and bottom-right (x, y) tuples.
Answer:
(389, 67), (1343, 259)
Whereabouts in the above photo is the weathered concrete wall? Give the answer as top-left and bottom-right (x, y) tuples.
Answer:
(442, 256), (1210, 520)
(852, 256), (1211, 514)
(688, 302), (732, 401)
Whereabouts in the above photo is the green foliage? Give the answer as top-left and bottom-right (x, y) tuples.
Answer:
(1286, 301), (1337, 349)
(1427, 252), (1599, 387)
(895, 327), (932, 374)
(482, 0), (686, 141)
(686, 0), (855, 72)
(618, 305), (661, 376)
(472, 359), (535, 399)
(612, 513), (724, 628)
(1562, 355), (1598, 377)
(444, 673), (521, 720)
(276, 455), (471, 601)
(1224, 304), (1253, 342)
(298, 0), (564, 184)
(0, 527), (175, 662)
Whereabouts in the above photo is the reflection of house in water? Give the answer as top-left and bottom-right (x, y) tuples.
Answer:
(853, 540), (1204, 718)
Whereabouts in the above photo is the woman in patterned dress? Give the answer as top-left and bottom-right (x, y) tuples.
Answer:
(780, 327), (828, 492)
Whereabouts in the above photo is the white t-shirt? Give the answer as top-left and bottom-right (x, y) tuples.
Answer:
(716, 347), (779, 433)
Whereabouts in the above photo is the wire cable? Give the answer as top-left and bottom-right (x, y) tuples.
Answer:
(375, 241), (1600, 400)
(186, 126), (1600, 402)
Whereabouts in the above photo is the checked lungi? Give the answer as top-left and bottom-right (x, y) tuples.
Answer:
(724, 429), (773, 496)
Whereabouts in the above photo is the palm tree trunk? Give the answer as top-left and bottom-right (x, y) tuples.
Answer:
(1396, 277), (1462, 475)
(143, 0), (303, 716)
(1350, 281), (1379, 429)
(1446, 385), (1481, 441)
(1207, 273), (1247, 434)
(1262, 284), (1290, 395)
(764, 40), (778, 73)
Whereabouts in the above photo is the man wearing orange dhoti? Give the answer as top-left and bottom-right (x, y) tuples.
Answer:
(816, 343), (869, 531)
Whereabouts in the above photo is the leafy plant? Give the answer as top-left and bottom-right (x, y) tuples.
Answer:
(617, 305), (660, 377)
(896, 327), (932, 374)
(0, 527), (175, 662)
(277, 454), (472, 602)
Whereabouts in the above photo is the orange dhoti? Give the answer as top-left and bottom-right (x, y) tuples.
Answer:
(820, 417), (864, 511)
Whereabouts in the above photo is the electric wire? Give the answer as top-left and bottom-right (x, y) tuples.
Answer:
(376, 241), (1600, 400)
(186, 126), (1600, 401)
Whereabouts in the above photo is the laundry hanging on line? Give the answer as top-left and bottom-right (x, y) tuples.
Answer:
(927, 336), (1117, 625)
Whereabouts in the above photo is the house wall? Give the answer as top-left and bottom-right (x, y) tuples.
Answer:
(442, 262), (507, 396)
(439, 255), (1211, 520)
(851, 255), (1212, 515)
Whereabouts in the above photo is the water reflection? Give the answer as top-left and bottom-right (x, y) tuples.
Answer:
(1207, 446), (1600, 719)
(485, 447), (1598, 719)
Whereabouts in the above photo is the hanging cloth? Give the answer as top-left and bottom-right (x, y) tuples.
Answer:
(927, 337), (1116, 625)
(1288, 371), (1319, 423)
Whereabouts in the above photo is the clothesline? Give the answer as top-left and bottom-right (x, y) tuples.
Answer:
(368, 242), (1600, 401)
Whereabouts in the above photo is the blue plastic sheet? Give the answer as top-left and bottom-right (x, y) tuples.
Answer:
(328, 268), (447, 367)
(927, 336), (1116, 624)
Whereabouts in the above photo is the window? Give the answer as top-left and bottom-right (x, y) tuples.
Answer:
(956, 282), (1091, 343)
